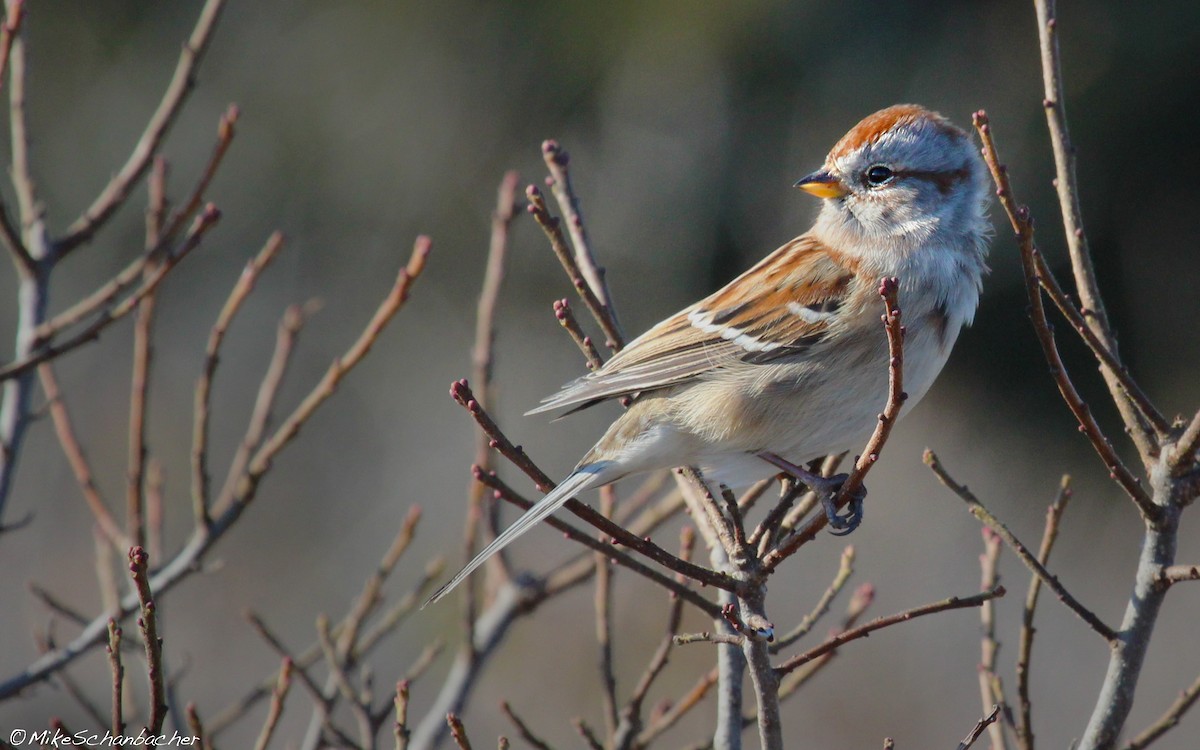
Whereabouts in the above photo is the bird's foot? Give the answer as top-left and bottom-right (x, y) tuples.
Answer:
(757, 452), (866, 536)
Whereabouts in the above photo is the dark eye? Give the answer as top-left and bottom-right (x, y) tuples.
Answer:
(865, 165), (894, 186)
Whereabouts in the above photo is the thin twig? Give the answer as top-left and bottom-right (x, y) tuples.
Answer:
(38, 363), (130, 550)
(473, 467), (721, 617)
(395, 681), (411, 750)
(1169, 410), (1200, 476)
(129, 547), (167, 733)
(500, 701), (554, 750)
(316, 614), (373, 747)
(541, 140), (623, 343)
(58, 0), (228, 255)
(525, 185), (625, 350)
(762, 279), (905, 574)
(0, 0), (28, 271)
(447, 713), (474, 750)
(971, 110), (1155, 518)
(191, 231), (284, 527)
(553, 298), (604, 370)
(775, 586), (1006, 678)
(957, 706), (1002, 750)
(451, 380), (737, 594)
(463, 171), (521, 642)
(1123, 672), (1200, 750)
(1017, 475), (1072, 750)
(596, 487), (619, 740)
(107, 620), (124, 736)
(253, 657), (293, 750)
(0, 238), (430, 702)
(925, 449), (1115, 641)
(978, 528), (1009, 750)
(0, 206), (224, 383)
(635, 669), (718, 748)
(771, 544), (855, 653)
(574, 718), (605, 750)
(186, 703), (206, 750)
(210, 304), (307, 518)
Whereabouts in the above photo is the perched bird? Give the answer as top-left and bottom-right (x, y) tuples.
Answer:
(428, 104), (990, 605)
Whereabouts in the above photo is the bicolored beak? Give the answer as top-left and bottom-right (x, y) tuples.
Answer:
(794, 169), (848, 199)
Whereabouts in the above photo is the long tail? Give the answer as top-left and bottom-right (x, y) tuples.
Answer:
(423, 463), (612, 607)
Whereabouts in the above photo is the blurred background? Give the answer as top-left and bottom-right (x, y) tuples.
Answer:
(1, 0), (1199, 746)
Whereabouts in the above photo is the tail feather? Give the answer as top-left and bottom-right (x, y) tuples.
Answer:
(423, 464), (611, 607)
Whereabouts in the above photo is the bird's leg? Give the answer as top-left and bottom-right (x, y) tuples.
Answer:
(756, 452), (865, 535)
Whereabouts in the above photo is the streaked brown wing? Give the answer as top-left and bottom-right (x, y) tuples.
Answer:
(527, 235), (857, 415)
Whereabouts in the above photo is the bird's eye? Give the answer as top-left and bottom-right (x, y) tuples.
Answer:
(865, 165), (894, 186)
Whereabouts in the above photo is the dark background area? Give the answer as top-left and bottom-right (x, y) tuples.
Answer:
(1, 1), (1198, 746)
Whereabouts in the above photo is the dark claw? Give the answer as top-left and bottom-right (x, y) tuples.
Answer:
(818, 473), (866, 536)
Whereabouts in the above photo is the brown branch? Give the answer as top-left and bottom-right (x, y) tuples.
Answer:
(1169, 410), (1200, 476)
(574, 718), (605, 750)
(57, 0), (228, 255)
(316, 614), (373, 747)
(0, 237), (429, 702)
(245, 611), (330, 714)
(636, 669), (718, 748)
(191, 231), (284, 527)
(0, 206), (223, 383)
(447, 713), (474, 750)
(526, 185), (625, 350)
(185, 703), (206, 750)
(129, 547), (167, 734)
(771, 544), (855, 653)
(957, 706), (1002, 750)
(553, 298), (603, 370)
(926, 449), (1115, 641)
(474, 468), (721, 618)
(125, 158), (169, 552)
(0, 0), (28, 271)
(541, 140), (623, 345)
(978, 528), (1009, 750)
(500, 701), (554, 750)
(972, 111), (1156, 518)
(463, 171), (521, 639)
(1017, 475), (1072, 750)
(451, 379), (737, 594)
(761, 279), (905, 574)
(1033, 253), (1167, 438)
(210, 303), (307, 518)
(38, 363), (131, 550)
(595, 488), (619, 740)
(253, 657), (293, 750)
(1156, 565), (1200, 588)
(395, 681), (411, 750)
(1123, 672), (1200, 750)
(160, 104), (238, 249)
(775, 586), (1005, 678)
(614, 526), (693, 750)
(106, 620), (125, 736)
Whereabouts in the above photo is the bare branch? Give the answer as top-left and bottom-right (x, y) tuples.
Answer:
(38, 363), (130, 550)
(542, 140), (623, 343)
(957, 706), (1002, 750)
(106, 620), (124, 737)
(500, 701), (554, 750)
(474, 467), (721, 618)
(191, 231), (284, 527)
(925, 449), (1115, 641)
(978, 528), (1009, 750)
(762, 279), (906, 574)
(553, 298), (603, 370)
(252, 658), (293, 750)
(447, 713), (474, 750)
(0, 237), (430, 701)
(775, 586), (1005, 678)
(1169, 410), (1200, 475)
(0, 0), (28, 271)
(395, 681), (411, 750)
(971, 111), (1156, 519)
(1123, 672), (1200, 750)
(526, 185), (624, 350)
(57, 0), (228, 255)
(129, 547), (167, 734)
(771, 545), (854, 653)
(1017, 476), (1072, 750)
(0, 206), (223, 383)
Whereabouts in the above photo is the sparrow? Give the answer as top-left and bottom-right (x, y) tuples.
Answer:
(429, 104), (990, 605)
